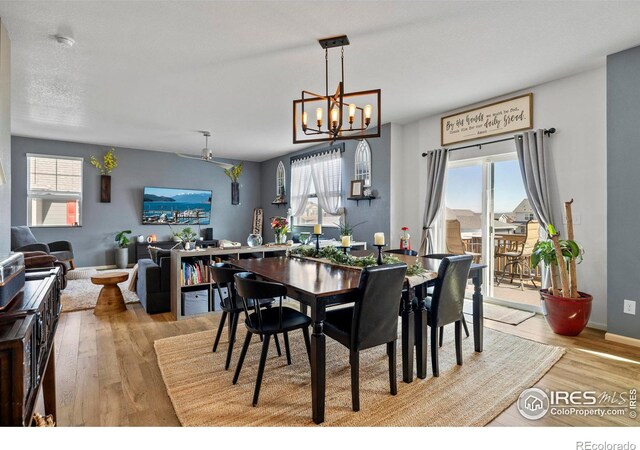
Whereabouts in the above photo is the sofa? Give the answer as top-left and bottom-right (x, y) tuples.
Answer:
(136, 251), (171, 314)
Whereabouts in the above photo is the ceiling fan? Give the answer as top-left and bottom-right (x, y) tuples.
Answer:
(176, 131), (234, 170)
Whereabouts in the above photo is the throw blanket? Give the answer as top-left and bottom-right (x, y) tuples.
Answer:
(127, 264), (138, 292)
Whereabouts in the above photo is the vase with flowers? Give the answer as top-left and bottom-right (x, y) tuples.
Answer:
(90, 148), (118, 203)
(271, 216), (289, 244)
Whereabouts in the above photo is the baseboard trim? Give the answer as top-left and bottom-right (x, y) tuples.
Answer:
(605, 332), (640, 348)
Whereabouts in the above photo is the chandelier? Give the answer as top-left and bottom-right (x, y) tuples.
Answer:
(293, 35), (381, 144)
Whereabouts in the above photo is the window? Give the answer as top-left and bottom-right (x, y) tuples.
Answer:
(276, 161), (285, 197)
(354, 139), (371, 187)
(525, 213), (535, 221)
(291, 149), (342, 228)
(293, 181), (341, 228)
(27, 154), (83, 227)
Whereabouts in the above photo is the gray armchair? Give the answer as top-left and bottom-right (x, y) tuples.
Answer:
(11, 226), (76, 269)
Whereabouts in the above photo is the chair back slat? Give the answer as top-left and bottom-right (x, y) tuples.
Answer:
(351, 263), (407, 351)
(521, 220), (539, 255)
(430, 255), (473, 328)
(386, 248), (418, 257)
(234, 272), (287, 330)
(210, 263), (245, 310)
(445, 220), (467, 255)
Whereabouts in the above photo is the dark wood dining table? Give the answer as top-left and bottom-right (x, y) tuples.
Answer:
(230, 254), (486, 424)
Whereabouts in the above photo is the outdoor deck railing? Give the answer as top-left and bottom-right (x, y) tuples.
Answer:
(461, 233), (542, 282)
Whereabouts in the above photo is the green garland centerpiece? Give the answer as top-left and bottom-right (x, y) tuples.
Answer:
(290, 245), (427, 277)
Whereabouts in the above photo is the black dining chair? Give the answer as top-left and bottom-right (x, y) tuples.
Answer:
(425, 254), (473, 377)
(210, 263), (280, 370)
(421, 254), (470, 345)
(323, 263), (408, 412)
(232, 272), (312, 407)
(385, 248), (418, 257)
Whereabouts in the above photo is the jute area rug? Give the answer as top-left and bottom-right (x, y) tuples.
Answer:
(463, 300), (536, 326)
(62, 268), (139, 313)
(154, 320), (564, 426)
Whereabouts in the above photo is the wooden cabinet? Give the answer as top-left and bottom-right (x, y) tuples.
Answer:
(0, 268), (61, 426)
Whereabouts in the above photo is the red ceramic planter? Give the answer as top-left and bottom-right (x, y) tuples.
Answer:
(540, 289), (592, 336)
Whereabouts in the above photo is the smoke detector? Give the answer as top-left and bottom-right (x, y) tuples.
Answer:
(54, 35), (75, 47)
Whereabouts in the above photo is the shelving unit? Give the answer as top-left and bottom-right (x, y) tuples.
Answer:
(347, 195), (376, 206)
(271, 201), (288, 208)
(169, 245), (289, 320)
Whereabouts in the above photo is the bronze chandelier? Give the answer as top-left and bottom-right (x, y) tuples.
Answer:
(292, 35), (381, 144)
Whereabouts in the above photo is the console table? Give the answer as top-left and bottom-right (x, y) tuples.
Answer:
(135, 239), (219, 261)
(0, 267), (61, 426)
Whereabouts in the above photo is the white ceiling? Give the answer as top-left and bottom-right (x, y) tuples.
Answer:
(1, 1), (640, 162)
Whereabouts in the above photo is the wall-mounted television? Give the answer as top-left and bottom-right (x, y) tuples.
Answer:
(142, 186), (212, 225)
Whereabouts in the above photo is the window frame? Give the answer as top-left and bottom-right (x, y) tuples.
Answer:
(276, 161), (285, 196)
(27, 153), (84, 228)
(354, 139), (372, 187)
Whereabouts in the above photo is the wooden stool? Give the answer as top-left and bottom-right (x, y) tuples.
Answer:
(91, 272), (129, 316)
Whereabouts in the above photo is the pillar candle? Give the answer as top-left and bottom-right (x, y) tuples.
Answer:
(374, 232), (385, 246)
(341, 235), (351, 247)
(313, 224), (322, 234)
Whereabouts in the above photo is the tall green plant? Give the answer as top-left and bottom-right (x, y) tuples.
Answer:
(531, 226), (583, 297)
(338, 218), (366, 237)
(115, 230), (132, 248)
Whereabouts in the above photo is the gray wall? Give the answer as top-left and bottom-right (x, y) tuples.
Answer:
(11, 136), (261, 267)
(0, 21), (10, 254)
(607, 46), (640, 339)
(260, 123), (392, 247)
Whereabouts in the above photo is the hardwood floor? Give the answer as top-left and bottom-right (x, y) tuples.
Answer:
(51, 304), (640, 426)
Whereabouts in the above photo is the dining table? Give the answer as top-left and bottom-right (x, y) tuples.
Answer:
(230, 254), (486, 425)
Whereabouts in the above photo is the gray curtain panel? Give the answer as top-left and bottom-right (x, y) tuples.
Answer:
(515, 129), (554, 288)
(419, 148), (449, 256)
(514, 129), (554, 231)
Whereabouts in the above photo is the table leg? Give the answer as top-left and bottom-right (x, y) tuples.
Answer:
(310, 306), (326, 424)
(43, 342), (57, 418)
(413, 285), (428, 379)
(472, 272), (484, 352)
(401, 289), (415, 383)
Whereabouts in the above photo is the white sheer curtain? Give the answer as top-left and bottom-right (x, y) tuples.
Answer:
(310, 150), (342, 215)
(290, 158), (313, 217)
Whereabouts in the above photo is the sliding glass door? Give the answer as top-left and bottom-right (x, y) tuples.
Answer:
(443, 154), (541, 311)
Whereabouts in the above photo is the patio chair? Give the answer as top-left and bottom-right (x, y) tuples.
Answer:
(445, 219), (481, 263)
(495, 220), (539, 290)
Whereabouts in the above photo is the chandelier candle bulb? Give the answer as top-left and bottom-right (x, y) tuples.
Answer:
(313, 224), (322, 234)
(348, 103), (356, 124)
(364, 104), (372, 126)
(302, 111), (308, 130)
(316, 108), (323, 127)
(330, 108), (339, 129)
(341, 235), (351, 247)
(374, 232), (385, 246)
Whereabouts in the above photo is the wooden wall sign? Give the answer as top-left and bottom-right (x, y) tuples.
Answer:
(440, 93), (533, 146)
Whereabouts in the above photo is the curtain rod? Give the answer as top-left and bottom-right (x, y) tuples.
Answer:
(290, 143), (345, 164)
(421, 128), (556, 157)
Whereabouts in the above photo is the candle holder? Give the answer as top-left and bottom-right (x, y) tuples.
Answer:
(339, 246), (351, 255)
(375, 244), (386, 265)
(313, 233), (322, 253)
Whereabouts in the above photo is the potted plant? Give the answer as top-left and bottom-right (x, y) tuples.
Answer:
(90, 148), (118, 203)
(114, 230), (131, 269)
(224, 162), (243, 205)
(338, 217), (366, 240)
(531, 200), (592, 336)
(174, 226), (198, 250)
